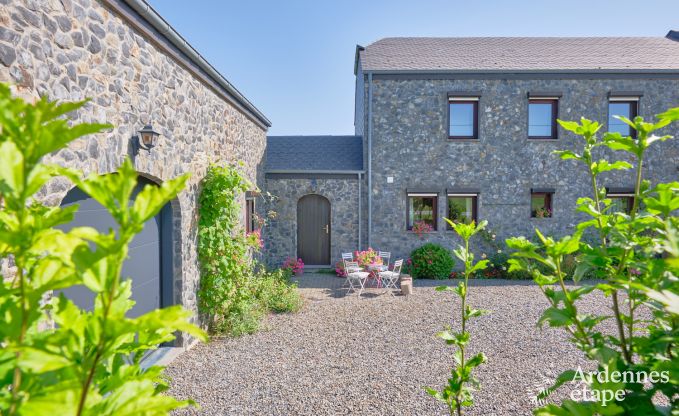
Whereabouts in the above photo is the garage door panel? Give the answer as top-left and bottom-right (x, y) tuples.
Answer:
(59, 284), (95, 311)
(123, 243), (160, 287)
(57, 177), (167, 319)
(126, 273), (160, 318)
(128, 217), (161, 247)
(66, 210), (118, 234)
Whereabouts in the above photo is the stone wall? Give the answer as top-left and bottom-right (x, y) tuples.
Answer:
(366, 77), (679, 263)
(263, 177), (361, 268)
(0, 0), (267, 344)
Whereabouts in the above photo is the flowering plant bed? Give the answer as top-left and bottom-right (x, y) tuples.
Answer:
(282, 257), (304, 274)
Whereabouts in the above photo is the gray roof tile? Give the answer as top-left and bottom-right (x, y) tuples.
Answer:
(266, 136), (363, 171)
(359, 36), (679, 72)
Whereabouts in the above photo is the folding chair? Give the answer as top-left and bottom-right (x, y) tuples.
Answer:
(345, 261), (369, 296)
(379, 259), (403, 296)
(341, 252), (361, 288)
(377, 251), (391, 272)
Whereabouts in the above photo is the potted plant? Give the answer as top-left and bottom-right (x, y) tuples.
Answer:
(354, 248), (382, 268)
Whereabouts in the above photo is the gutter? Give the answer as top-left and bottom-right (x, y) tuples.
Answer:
(103, 0), (271, 129)
(367, 71), (373, 248)
(363, 68), (679, 75)
(265, 169), (365, 174)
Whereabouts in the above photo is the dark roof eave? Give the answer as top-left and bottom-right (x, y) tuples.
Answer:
(363, 68), (679, 75)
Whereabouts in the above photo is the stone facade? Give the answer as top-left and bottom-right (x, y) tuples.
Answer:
(359, 77), (679, 262)
(263, 176), (361, 268)
(0, 0), (267, 344)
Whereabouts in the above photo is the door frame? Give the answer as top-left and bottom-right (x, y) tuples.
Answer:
(296, 194), (331, 266)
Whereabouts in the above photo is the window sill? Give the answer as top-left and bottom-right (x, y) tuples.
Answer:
(527, 137), (559, 141)
(447, 138), (480, 142)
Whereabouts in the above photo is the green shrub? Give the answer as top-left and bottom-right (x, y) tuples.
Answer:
(252, 268), (303, 313)
(217, 298), (266, 336)
(409, 243), (455, 279)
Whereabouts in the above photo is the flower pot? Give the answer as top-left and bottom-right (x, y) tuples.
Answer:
(400, 275), (413, 296)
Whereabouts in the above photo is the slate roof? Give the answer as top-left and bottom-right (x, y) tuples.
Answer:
(358, 35), (679, 72)
(266, 136), (364, 171)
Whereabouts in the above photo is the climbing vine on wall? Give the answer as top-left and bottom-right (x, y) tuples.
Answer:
(197, 163), (258, 332)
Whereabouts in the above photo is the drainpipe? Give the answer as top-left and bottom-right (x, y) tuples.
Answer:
(358, 172), (362, 249)
(367, 72), (373, 248)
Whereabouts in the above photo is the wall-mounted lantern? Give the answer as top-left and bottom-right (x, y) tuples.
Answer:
(136, 124), (160, 151)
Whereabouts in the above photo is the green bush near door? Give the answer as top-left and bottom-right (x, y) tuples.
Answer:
(407, 243), (456, 279)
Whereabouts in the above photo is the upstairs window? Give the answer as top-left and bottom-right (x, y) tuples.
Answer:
(608, 97), (639, 138)
(245, 197), (256, 233)
(531, 189), (553, 218)
(528, 99), (558, 139)
(447, 193), (478, 227)
(407, 192), (437, 230)
(448, 95), (479, 139)
(607, 190), (635, 214)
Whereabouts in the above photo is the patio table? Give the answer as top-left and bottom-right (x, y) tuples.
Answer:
(365, 263), (388, 288)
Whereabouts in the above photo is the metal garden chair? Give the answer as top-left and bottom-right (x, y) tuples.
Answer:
(345, 261), (369, 296)
(379, 259), (403, 295)
(377, 251), (391, 272)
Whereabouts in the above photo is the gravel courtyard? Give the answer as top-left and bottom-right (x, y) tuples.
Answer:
(167, 274), (609, 415)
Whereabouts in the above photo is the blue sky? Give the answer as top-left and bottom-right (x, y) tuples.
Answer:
(148, 0), (679, 136)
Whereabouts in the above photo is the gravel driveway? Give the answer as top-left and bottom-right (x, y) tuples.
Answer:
(167, 274), (611, 415)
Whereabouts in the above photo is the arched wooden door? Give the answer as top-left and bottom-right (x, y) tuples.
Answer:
(297, 194), (331, 265)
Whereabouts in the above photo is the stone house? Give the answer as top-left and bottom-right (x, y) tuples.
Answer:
(0, 0), (269, 345)
(264, 33), (679, 268)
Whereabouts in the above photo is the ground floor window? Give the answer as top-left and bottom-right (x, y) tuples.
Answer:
(407, 193), (437, 230)
(531, 191), (553, 218)
(245, 196), (256, 232)
(446, 194), (477, 227)
(608, 192), (635, 214)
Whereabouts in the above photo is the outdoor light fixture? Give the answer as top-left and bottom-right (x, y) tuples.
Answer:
(137, 124), (160, 151)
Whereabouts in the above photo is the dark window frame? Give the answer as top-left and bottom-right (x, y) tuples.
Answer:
(530, 192), (553, 218)
(528, 99), (559, 140)
(607, 192), (635, 214)
(448, 100), (479, 140)
(446, 194), (478, 228)
(608, 100), (638, 139)
(406, 193), (438, 231)
(245, 197), (256, 233)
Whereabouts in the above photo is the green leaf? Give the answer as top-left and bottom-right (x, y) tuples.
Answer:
(656, 106), (679, 122)
(590, 160), (632, 176)
(0, 140), (24, 197)
(645, 289), (679, 315)
(538, 307), (573, 328)
(553, 150), (582, 161)
(132, 173), (189, 224)
(16, 347), (72, 373)
(470, 259), (489, 274)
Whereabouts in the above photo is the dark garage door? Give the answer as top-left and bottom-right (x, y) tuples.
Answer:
(58, 176), (172, 318)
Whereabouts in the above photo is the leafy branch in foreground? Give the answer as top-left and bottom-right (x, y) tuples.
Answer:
(427, 220), (489, 416)
(0, 83), (206, 415)
(507, 107), (679, 414)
